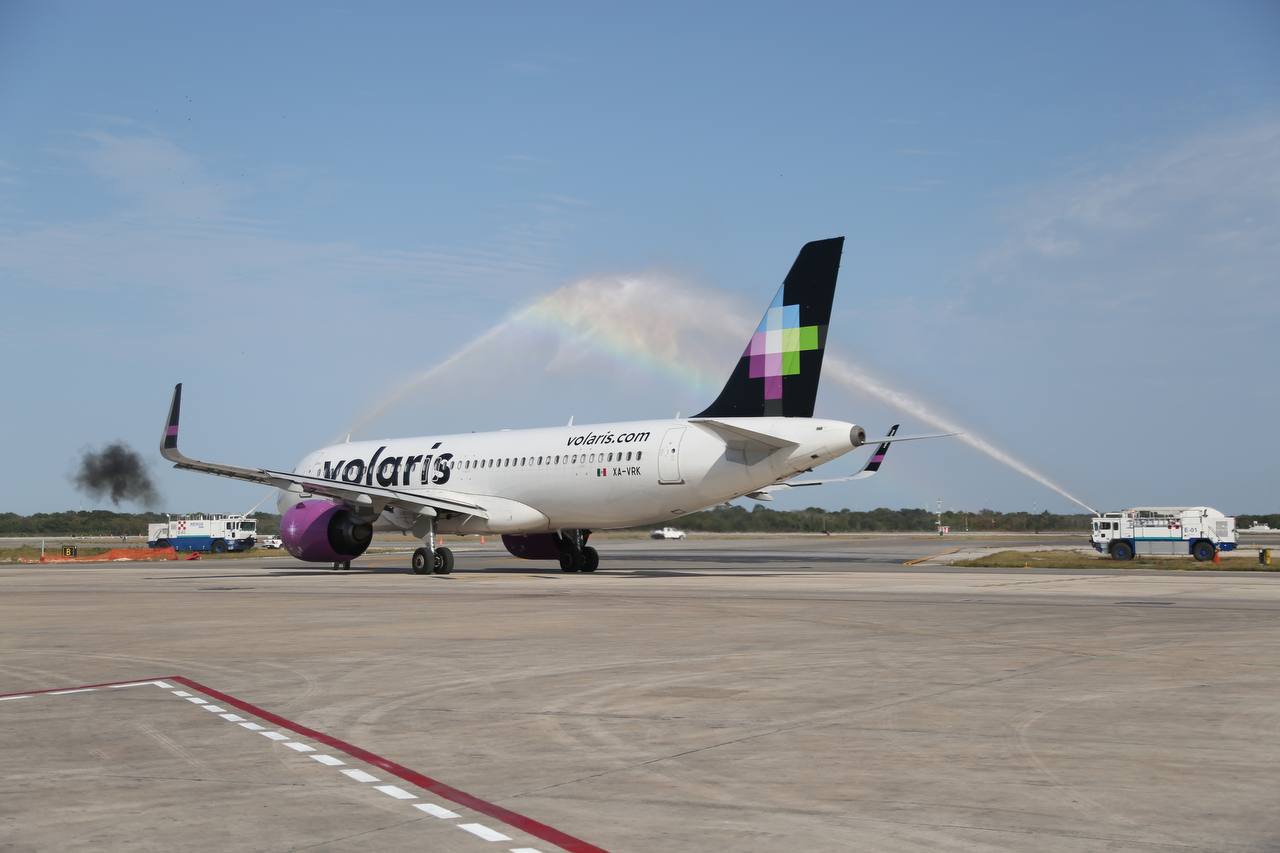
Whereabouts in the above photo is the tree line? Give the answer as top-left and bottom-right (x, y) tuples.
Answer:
(2, 508), (1276, 537)
(0, 511), (282, 537)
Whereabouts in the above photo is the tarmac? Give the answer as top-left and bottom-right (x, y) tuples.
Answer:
(3, 534), (1280, 852)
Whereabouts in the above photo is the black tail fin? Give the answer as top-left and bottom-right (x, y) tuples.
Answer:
(695, 237), (843, 418)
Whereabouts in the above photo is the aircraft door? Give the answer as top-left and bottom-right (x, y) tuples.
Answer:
(657, 427), (686, 484)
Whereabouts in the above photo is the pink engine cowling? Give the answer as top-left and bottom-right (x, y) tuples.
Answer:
(281, 499), (373, 563)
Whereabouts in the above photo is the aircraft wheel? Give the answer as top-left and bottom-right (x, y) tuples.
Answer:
(433, 547), (454, 574)
(412, 548), (432, 575)
(559, 551), (579, 572)
(580, 546), (599, 573)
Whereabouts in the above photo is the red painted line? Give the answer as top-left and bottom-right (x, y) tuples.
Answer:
(0, 674), (608, 851)
(170, 676), (607, 853)
(0, 677), (166, 699)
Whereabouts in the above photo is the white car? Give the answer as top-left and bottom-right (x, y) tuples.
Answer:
(650, 527), (687, 540)
(257, 535), (283, 549)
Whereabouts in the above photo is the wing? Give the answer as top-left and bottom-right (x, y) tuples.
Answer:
(159, 384), (489, 520)
(746, 424), (902, 500)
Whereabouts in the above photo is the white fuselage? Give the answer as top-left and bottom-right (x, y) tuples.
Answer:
(280, 417), (861, 534)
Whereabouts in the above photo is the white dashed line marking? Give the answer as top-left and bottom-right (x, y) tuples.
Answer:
(414, 802), (461, 819)
(459, 823), (511, 842)
(375, 784), (416, 800)
(6, 679), (573, 852)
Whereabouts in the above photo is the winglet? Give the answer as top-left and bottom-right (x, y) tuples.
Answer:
(161, 383), (182, 458)
(850, 423), (898, 480)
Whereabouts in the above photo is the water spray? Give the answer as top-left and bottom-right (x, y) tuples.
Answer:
(349, 274), (1097, 515)
(823, 359), (1098, 515)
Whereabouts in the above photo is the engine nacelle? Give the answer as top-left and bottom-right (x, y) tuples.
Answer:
(281, 499), (373, 563)
(502, 533), (563, 560)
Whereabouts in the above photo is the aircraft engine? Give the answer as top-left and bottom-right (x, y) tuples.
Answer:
(502, 533), (563, 560)
(280, 499), (373, 563)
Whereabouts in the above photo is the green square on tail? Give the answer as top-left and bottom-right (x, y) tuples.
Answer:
(798, 325), (820, 351)
(782, 350), (801, 375)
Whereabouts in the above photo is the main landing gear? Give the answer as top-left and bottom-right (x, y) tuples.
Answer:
(410, 511), (453, 575)
(558, 530), (599, 573)
(412, 546), (453, 575)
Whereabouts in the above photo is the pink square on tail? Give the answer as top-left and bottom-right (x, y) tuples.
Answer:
(764, 376), (783, 399)
(748, 354), (765, 379)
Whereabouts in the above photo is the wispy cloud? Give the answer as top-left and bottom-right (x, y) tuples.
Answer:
(73, 130), (240, 219)
(974, 118), (1280, 321)
(1, 128), (581, 300)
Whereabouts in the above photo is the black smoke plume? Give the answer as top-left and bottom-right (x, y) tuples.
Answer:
(73, 442), (161, 507)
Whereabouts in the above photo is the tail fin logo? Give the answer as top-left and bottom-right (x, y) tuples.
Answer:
(695, 237), (842, 419)
(746, 287), (825, 402)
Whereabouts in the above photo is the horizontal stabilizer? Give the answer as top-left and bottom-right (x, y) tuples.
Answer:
(689, 418), (799, 450)
(861, 431), (957, 445)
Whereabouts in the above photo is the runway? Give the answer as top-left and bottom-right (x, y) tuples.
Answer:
(3, 535), (1279, 852)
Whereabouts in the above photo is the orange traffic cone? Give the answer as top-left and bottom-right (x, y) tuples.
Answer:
(1212, 550), (1221, 564)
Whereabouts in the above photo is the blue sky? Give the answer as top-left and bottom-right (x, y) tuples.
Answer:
(2, 1), (1277, 515)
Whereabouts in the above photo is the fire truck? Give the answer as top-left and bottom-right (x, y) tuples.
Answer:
(147, 514), (258, 553)
(1091, 506), (1237, 561)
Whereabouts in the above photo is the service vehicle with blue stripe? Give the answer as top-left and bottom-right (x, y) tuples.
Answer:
(1092, 506), (1237, 562)
(147, 514), (257, 553)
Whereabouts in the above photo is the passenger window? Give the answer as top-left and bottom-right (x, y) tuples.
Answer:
(571, 454), (577, 463)
(636, 451), (642, 461)
(589, 454), (595, 463)
(626, 452), (632, 461)
(537, 456), (542, 465)
(553, 455), (559, 464)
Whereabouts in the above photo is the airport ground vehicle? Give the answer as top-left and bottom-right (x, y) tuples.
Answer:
(257, 535), (283, 549)
(650, 527), (687, 540)
(1091, 507), (1237, 561)
(147, 514), (257, 553)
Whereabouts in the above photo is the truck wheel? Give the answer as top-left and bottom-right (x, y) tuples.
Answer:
(1192, 540), (1215, 562)
(211, 539), (227, 553)
(154, 539), (169, 549)
(1110, 541), (1134, 561)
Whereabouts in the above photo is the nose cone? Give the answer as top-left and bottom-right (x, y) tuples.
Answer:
(849, 425), (867, 447)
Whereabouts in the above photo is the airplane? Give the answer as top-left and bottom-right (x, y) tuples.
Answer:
(159, 237), (951, 574)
